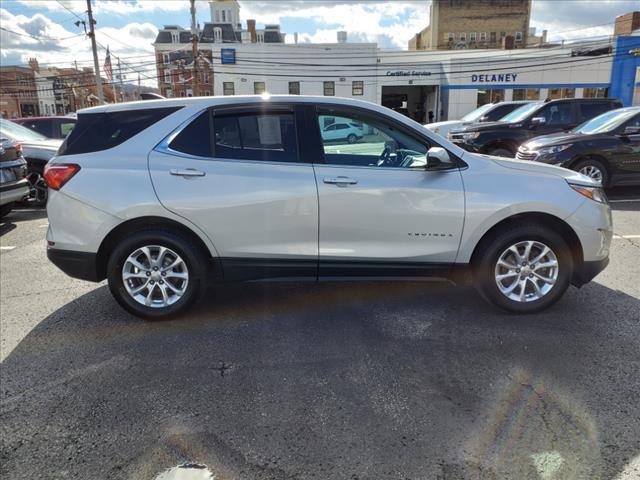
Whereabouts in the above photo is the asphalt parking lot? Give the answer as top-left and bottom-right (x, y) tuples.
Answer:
(1, 189), (639, 480)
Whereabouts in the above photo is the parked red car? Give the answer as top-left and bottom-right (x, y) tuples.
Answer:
(13, 116), (76, 140)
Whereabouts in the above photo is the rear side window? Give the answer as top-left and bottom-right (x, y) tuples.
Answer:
(579, 102), (615, 122)
(535, 102), (573, 126)
(169, 111), (212, 157)
(213, 112), (298, 162)
(59, 107), (181, 155)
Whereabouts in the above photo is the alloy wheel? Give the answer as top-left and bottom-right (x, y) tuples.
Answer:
(578, 165), (603, 185)
(122, 245), (189, 308)
(494, 240), (559, 303)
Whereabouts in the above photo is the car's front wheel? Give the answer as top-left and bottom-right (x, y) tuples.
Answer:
(572, 158), (608, 187)
(473, 224), (573, 313)
(347, 133), (358, 144)
(107, 230), (206, 319)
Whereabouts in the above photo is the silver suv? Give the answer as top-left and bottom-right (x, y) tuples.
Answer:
(45, 96), (612, 318)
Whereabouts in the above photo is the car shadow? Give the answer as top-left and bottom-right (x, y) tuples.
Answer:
(1, 281), (639, 480)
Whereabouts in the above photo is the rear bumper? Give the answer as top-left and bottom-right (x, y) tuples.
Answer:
(47, 247), (101, 282)
(0, 179), (29, 205)
(573, 257), (610, 287)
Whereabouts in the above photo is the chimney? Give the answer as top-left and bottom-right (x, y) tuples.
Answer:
(28, 57), (39, 73)
(247, 19), (257, 43)
(337, 31), (347, 43)
(294, 32), (298, 44)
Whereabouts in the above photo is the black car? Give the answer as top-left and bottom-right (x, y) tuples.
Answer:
(0, 138), (29, 218)
(449, 98), (623, 157)
(516, 106), (640, 187)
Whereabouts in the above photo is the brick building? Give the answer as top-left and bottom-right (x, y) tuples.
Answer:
(614, 11), (640, 36)
(0, 66), (39, 118)
(409, 0), (533, 50)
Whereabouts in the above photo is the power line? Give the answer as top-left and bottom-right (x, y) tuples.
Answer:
(0, 26), (83, 42)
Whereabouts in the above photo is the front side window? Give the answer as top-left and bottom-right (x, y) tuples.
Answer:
(352, 81), (364, 96)
(536, 102), (573, 126)
(213, 112), (298, 162)
(254, 81), (266, 94)
(317, 111), (430, 168)
(223, 82), (234, 95)
(323, 81), (335, 96)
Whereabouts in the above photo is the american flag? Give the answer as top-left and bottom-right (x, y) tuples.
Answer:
(103, 46), (113, 81)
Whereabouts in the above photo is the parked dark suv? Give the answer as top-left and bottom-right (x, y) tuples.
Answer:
(517, 106), (640, 187)
(449, 98), (623, 157)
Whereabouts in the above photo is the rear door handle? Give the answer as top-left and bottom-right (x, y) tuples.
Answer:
(323, 176), (358, 186)
(169, 168), (206, 177)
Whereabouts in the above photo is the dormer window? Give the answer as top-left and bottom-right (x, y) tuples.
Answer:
(214, 27), (222, 43)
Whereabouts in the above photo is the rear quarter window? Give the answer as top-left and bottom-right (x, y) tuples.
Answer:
(58, 107), (181, 155)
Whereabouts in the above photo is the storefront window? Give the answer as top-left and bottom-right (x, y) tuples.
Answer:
(583, 87), (609, 98)
(526, 88), (540, 100)
(477, 89), (504, 106)
(548, 88), (562, 99)
(562, 88), (575, 98)
(512, 89), (525, 100)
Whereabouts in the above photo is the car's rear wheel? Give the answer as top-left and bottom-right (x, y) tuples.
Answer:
(473, 224), (573, 313)
(107, 230), (206, 319)
(487, 147), (513, 158)
(347, 133), (357, 144)
(572, 158), (608, 187)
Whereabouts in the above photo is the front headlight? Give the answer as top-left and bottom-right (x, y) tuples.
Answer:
(569, 183), (607, 203)
(537, 144), (573, 156)
(459, 131), (480, 141)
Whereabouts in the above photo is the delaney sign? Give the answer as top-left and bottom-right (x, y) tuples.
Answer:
(471, 73), (518, 82)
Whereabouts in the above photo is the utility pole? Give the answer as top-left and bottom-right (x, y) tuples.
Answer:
(86, 0), (104, 103)
(117, 56), (124, 102)
(190, 0), (199, 97)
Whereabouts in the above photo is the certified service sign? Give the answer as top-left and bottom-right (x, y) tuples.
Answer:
(221, 48), (236, 64)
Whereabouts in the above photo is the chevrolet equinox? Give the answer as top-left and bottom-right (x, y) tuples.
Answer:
(45, 96), (612, 318)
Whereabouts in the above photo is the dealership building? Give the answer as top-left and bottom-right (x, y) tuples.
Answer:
(154, 2), (640, 122)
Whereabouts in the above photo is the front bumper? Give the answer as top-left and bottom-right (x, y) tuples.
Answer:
(47, 247), (101, 282)
(573, 257), (609, 287)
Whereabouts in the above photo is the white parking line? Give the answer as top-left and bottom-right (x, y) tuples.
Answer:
(0, 246), (16, 251)
(39, 224), (49, 228)
(609, 199), (640, 203)
(613, 234), (640, 239)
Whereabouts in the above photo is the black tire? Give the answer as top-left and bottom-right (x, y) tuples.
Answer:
(487, 147), (513, 158)
(347, 133), (357, 144)
(0, 202), (14, 219)
(473, 223), (573, 314)
(571, 158), (609, 187)
(107, 229), (207, 319)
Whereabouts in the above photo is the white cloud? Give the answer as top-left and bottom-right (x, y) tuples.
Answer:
(0, 8), (158, 87)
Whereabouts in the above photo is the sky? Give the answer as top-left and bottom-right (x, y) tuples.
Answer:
(0, 0), (637, 87)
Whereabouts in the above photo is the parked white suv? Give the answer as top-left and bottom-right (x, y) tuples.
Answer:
(45, 95), (612, 318)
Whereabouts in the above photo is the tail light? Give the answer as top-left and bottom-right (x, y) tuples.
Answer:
(44, 163), (80, 190)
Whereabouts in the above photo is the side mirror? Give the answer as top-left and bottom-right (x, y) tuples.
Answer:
(479, 115), (489, 122)
(426, 147), (453, 169)
(623, 126), (640, 135)
(531, 117), (546, 126)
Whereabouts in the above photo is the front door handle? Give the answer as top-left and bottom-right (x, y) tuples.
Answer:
(323, 176), (358, 186)
(170, 168), (206, 177)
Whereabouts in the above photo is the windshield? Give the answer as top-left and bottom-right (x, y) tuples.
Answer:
(500, 102), (544, 123)
(0, 119), (48, 141)
(460, 103), (495, 122)
(573, 109), (639, 134)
